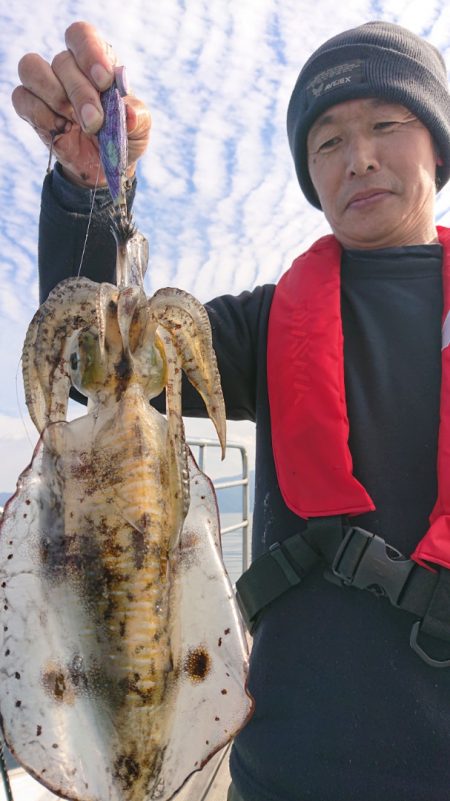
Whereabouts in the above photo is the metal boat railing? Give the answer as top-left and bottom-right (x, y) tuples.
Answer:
(188, 438), (250, 573)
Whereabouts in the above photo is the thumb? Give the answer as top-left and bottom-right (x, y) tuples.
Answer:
(125, 97), (151, 142)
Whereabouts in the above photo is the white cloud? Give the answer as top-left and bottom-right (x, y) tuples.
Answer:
(3, 0), (450, 493)
(0, 414), (34, 443)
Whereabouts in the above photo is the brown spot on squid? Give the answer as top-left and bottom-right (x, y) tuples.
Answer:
(42, 664), (75, 705)
(113, 754), (141, 790)
(184, 647), (211, 683)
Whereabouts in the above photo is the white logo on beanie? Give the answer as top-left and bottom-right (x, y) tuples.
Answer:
(306, 61), (364, 103)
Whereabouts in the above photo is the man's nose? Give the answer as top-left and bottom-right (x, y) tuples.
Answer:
(346, 136), (380, 176)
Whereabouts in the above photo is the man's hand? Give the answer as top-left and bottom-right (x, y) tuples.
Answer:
(11, 21), (151, 188)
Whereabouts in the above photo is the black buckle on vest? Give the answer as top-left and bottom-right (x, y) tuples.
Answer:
(236, 542), (301, 634)
(409, 621), (450, 668)
(267, 541), (305, 586)
(327, 526), (415, 606)
(407, 568), (450, 667)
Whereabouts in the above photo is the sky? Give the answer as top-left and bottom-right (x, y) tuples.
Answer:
(2, 0), (450, 494)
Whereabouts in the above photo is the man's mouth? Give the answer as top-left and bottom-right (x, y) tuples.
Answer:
(346, 189), (392, 209)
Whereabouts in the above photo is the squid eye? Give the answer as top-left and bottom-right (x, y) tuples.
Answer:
(70, 352), (79, 371)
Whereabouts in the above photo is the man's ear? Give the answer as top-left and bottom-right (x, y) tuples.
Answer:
(433, 138), (444, 167)
(435, 153), (444, 191)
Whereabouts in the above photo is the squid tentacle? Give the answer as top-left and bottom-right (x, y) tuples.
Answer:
(148, 288), (226, 457)
(22, 277), (118, 432)
(157, 327), (190, 544)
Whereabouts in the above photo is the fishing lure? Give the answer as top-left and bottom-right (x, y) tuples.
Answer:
(98, 65), (148, 288)
(98, 65), (129, 211)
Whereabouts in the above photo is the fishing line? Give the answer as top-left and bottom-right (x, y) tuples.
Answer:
(15, 356), (35, 448)
(0, 736), (14, 801)
(13, 90), (108, 436)
(46, 130), (58, 175)
(76, 160), (102, 278)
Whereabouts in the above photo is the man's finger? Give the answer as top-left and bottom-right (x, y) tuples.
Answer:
(18, 53), (75, 123)
(125, 96), (152, 137)
(11, 85), (71, 144)
(124, 97), (152, 166)
(65, 21), (116, 91)
(52, 50), (104, 134)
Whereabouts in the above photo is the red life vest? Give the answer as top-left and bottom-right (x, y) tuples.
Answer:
(267, 226), (450, 571)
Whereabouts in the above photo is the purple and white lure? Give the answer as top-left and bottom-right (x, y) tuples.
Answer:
(98, 66), (148, 288)
(98, 66), (129, 210)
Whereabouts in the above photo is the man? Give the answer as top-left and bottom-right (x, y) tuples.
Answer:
(13, 19), (450, 801)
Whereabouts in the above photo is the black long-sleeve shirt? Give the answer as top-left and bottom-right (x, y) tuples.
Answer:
(39, 165), (450, 801)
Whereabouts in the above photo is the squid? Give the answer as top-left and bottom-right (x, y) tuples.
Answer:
(0, 276), (253, 801)
(0, 70), (253, 801)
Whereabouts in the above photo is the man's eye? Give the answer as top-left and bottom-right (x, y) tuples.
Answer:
(318, 136), (341, 152)
(374, 121), (398, 130)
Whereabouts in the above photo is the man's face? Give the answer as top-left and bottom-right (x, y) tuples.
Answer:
(307, 97), (441, 249)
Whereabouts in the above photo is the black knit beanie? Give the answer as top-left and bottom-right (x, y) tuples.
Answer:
(287, 21), (450, 209)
